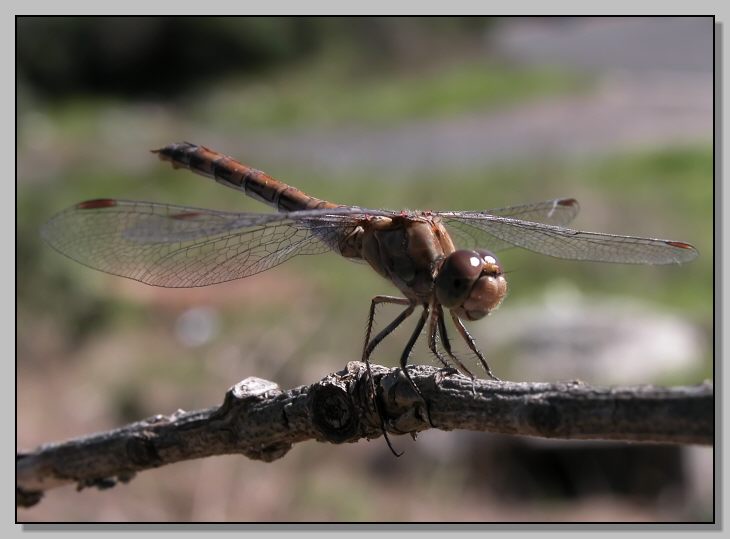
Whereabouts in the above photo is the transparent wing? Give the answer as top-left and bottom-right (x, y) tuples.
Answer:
(445, 198), (580, 251)
(41, 199), (382, 287)
(485, 197), (580, 224)
(437, 211), (698, 264)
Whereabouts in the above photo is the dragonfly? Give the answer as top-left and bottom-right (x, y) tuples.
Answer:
(42, 142), (698, 450)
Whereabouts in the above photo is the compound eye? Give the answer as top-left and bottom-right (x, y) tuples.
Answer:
(434, 250), (483, 309)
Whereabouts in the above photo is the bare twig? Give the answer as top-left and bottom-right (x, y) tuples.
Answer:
(16, 362), (713, 508)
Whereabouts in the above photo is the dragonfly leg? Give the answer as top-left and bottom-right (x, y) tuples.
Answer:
(399, 305), (430, 383)
(397, 305), (435, 427)
(361, 296), (414, 457)
(362, 296), (413, 361)
(427, 305), (454, 371)
(449, 310), (501, 381)
(435, 304), (475, 379)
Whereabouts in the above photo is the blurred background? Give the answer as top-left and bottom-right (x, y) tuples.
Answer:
(17, 16), (713, 522)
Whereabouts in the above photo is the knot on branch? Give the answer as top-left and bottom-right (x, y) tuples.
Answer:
(378, 367), (433, 433)
(310, 381), (359, 443)
(215, 377), (294, 462)
(323, 362), (435, 437)
(225, 377), (283, 407)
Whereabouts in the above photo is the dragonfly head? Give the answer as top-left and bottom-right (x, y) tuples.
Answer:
(434, 249), (507, 321)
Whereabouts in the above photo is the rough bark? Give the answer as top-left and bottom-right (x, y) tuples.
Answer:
(17, 361), (713, 508)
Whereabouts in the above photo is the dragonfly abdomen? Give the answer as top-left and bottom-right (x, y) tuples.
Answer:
(153, 142), (337, 213)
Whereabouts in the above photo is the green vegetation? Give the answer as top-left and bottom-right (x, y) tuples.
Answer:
(194, 59), (588, 129)
(21, 59), (588, 144)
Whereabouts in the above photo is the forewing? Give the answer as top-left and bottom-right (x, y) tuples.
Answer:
(444, 198), (580, 251)
(486, 198), (580, 224)
(438, 212), (697, 264)
(41, 200), (370, 287)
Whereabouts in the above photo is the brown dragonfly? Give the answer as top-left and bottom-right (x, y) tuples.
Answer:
(42, 143), (698, 446)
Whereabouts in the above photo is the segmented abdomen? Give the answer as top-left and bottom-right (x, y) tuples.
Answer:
(153, 142), (338, 213)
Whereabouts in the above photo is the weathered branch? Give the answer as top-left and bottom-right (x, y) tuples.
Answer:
(17, 361), (713, 508)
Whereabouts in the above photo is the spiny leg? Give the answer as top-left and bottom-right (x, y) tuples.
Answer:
(363, 300), (416, 404)
(427, 304), (454, 371)
(450, 310), (501, 381)
(361, 296), (414, 456)
(396, 306), (437, 431)
(362, 296), (412, 361)
(398, 305), (431, 400)
(435, 304), (475, 379)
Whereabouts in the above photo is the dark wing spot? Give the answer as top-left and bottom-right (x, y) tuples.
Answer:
(558, 198), (579, 207)
(169, 211), (204, 220)
(666, 241), (695, 250)
(76, 199), (118, 210)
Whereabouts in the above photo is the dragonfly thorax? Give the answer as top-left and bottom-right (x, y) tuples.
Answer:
(434, 249), (508, 321)
(359, 215), (456, 302)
